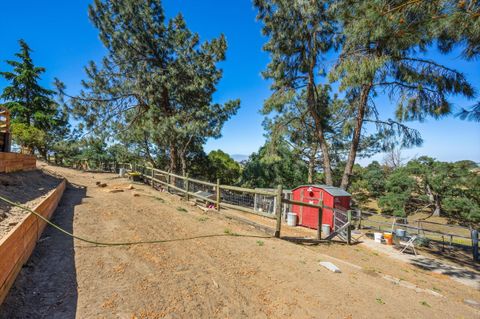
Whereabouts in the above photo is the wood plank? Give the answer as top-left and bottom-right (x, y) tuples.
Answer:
(0, 179), (66, 305)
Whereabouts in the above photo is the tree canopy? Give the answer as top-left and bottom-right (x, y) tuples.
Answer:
(255, 0), (477, 190)
(60, 0), (240, 174)
(0, 40), (69, 156)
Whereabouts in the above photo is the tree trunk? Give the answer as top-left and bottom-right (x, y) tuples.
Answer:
(340, 84), (371, 190)
(432, 197), (442, 217)
(426, 183), (442, 217)
(318, 134), (333, 185)
(169, 143), (178, 174)
(307, 145), (318, 184)
(306, 51), (333, 185)
(180, 152), (187, 177)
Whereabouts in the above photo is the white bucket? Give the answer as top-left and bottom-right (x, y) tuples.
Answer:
(119, 168), (126, 177)
(287, 213), (297, 226)
(322, 224), (331, 237)
(374, 232), (383, 243)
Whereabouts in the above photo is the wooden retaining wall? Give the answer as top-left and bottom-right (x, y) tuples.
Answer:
(0, 179), (66, 305)
(0, 153), (36, 173)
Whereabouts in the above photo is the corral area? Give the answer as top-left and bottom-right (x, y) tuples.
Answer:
(0, 164), (479, 318)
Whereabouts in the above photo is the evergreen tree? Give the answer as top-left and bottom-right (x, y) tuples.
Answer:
(379, 157), (480, 227)
(205, 150), (242, 185)
(331, 0), (475, 189)
(1, 39), (67, 156)
(240, 140), (308, 189)
(254, 0), (337, 185)
(61, 0), (240, 173)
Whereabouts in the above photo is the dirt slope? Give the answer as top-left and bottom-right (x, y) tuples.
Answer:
(1, 164), (479, 318)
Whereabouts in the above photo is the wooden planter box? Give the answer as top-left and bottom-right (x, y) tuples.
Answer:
(0, 153), (36, 173)
(0, 179), (66, 305)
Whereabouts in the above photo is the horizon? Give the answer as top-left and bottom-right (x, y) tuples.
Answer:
(0, 0), (479, 166)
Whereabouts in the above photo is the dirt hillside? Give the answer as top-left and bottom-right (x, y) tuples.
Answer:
(1, 164), (479, 318)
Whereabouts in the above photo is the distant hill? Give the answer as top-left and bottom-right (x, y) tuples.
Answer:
(231, 154), (249, 162)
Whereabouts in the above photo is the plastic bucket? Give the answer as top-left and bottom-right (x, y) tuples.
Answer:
(287, 213), (297, 226)
(384, 232), (393, 245)
(374, 232), (383, 243)
(322, 224), (331, 237)
(119, 168), (126, 177)
(396, 229), (406, 238)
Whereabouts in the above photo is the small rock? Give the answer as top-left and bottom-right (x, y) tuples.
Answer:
(127, 184), (135, 190)
(464, 299), (480, 309)
(107, 189), (124, 193)
(133, 193), (140, 197)
(9, 222), (17, 226)
(95, 181), (101, 185)
(319, 261), (341, 273)
(97, 183), (107, 188)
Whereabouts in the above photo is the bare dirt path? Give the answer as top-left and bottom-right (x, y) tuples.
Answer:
(1, 164), (479, 318)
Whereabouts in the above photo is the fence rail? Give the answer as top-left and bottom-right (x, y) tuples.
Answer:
(353, 210), (477, 253)
(116, 163), (352, 243)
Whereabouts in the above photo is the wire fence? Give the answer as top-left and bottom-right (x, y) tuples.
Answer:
(353, 209), (475, 248)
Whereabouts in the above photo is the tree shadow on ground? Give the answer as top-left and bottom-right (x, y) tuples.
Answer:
(0, 181), (86, 319)
(418, 241), (480, 271)
(409, 256), (480, 290)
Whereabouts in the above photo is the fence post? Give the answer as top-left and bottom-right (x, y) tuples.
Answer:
(216, 179), (221, 211)
(151, 168), (154, 189)
(347, 210), (352, 245)
(472, 229), (479, 262)
(317, 201), (323, 240)
(166, 173), (171, 193)
(274, 185), (283, 238)
(357, 210), (362, 229)
(185, 173), (190, 201)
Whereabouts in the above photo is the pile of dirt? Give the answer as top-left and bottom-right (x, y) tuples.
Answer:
(0, 169), (63, 239)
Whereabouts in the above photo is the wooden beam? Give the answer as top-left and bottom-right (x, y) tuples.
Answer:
(274, 185), (283, 238)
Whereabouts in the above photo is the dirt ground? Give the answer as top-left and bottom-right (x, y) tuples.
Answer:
(0, 169), (63, 238)
(1, 164), (479, 318)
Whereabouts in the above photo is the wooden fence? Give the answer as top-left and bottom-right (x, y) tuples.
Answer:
(119, 164), (352, 243)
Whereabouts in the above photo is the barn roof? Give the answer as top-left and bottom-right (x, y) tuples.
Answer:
(294, 184), (351, 197)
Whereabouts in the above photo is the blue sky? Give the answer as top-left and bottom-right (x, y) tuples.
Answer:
(0, 0), (478, 165)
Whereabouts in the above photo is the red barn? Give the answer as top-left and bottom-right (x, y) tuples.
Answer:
(291, 185), (351, 231)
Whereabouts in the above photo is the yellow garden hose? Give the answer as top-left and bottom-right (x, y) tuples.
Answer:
(0, 194), (272, 247)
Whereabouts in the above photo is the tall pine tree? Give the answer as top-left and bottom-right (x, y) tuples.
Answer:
(330, 0), (475, 189)
(62, 0), (239, 173)
(255, 0), (337, 185)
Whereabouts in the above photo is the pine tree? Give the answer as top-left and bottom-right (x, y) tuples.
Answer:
(331, 0), (475, 189)
(254, 0), (337, 185)
(1, 39), (67, 156)
(62, 0), (239, 173)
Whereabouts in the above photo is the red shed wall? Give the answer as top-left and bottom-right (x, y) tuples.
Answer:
(291, 186), (335, 230)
